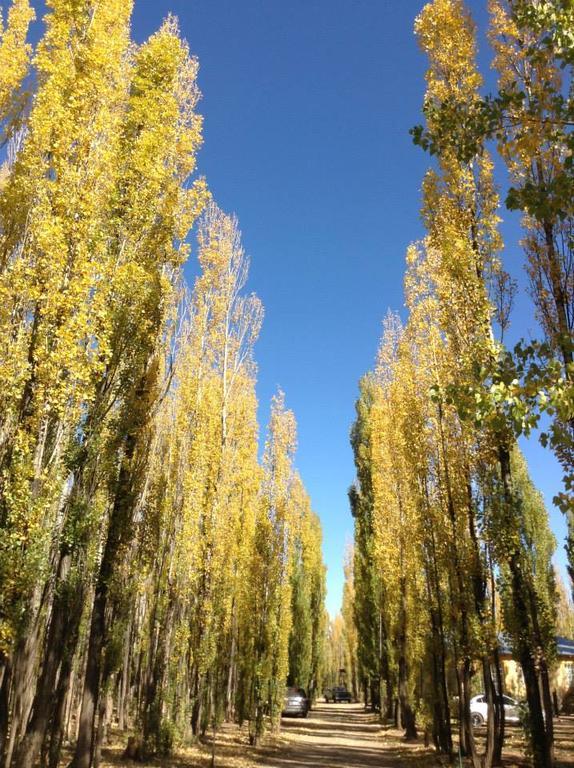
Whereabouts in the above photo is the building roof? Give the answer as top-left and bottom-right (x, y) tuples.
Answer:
(499, 636), (574, 659)
(557, 636), (574, 657)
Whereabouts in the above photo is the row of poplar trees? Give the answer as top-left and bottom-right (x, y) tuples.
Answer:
(324, 551), (360, 700)
(350, 1), (574, 768)
(0, 2), (327, 767)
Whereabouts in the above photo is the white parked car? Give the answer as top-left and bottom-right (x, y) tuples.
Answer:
(470, 694), (520, 726)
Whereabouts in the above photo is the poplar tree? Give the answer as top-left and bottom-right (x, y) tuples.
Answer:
(0, 1), (134, 761)
(67, 17), (207, 767)
(0, 0), (34, 141)
(487, 0), (574, 591)
(240, 392), (297, 744)
(350, 5), (560, 767)
(288, 482), (326, 700)
(171, 203), (263, 739)
(135, 204), (262, 756)
(414, 2), (557, 764)
(371, 319), (425, 741)
(0, 2), (325, 764)
(350, 377), (387, 714)
(413, 0), (574, 593)
(341, 548), (360, 702)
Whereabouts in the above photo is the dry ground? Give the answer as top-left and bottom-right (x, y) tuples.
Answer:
(257, 703), (436, 767)
(61, 703), (574, 768)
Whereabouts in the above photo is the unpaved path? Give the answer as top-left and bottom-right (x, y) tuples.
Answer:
(85, 705), (574, 768)
(256, 703), (435, 768)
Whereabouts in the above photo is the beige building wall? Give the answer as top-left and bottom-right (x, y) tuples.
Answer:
(502, 659), (525, 698)
(502, 657), (574, 711)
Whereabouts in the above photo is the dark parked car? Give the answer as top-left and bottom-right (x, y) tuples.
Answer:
(324, 686), (352, 703)
(282, 687), (309, 717)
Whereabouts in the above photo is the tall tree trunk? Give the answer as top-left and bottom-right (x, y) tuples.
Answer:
(117, 620), (132, 733)
(70, 580), (106, 768)
(93, 691), (111, 768)
(456, 660), (480, 768)
(498, 444), (553, 768)
(190, 668), (204, 738)
(465, 472), (504, 768)
(3, 582), (47, 768)
(0, 660), (11, 762)
(423, 490), (452, 756)
(492, 648), (505, 767)
(47, 653), (76, 768)
(369, 678), (380, 715)
(384, 678), (394, 722)
(482, 657), (502, 768)
(141, 591), (175, 757)
(541, 219), (574, 595)
(541, 221), (573, 373)
(398, 576), (417, 741)
(436, 404), (478, 766)
(225, 611), (238, 722)
(70, 426), (140, 768)
(426, 584), (451, 754)
(13, 550), (84, 768)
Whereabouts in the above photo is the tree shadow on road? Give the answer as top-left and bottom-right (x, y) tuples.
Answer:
(261, 704), (436, 768)
(258, 741), (436, 768)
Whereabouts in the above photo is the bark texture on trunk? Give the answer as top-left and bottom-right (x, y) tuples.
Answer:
(498, 444), (554, 768)
(4, 606), (45, 768)
(70, 426), (141, 768)
(13, 547), (85, 768)
(0, 661), (11, 762)
(398, 576), (417, 742)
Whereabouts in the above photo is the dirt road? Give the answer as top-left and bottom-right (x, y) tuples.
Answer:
(89, 704), (574, 767)
(257, 703), (434, 768)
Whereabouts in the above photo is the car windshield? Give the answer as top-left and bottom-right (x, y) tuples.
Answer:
(286, 687), (305, 697)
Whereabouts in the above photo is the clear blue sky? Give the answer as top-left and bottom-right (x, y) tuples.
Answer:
(130, 0), (570, 616)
